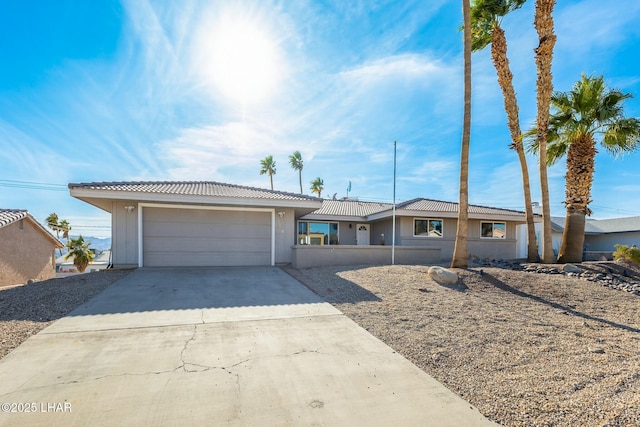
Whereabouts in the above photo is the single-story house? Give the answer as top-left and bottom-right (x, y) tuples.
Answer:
(69, 181), (533, 269)
(0, 209), (63, 287)
(545, 216), (640, 260)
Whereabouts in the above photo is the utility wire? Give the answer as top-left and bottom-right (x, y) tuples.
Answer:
(0, 179), (68, 191)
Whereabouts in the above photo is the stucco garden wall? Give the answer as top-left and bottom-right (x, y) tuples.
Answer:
(291, 245), (441, 268)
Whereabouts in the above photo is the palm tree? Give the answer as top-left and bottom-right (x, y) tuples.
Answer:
(451, 0), (472, 268)
(470, 0), (539, 262)
(259, 155), (276, 190)
(534, 0), (556, 263)
(45, 213), (60, 236)
(59, 219), (71, 247)
(64, 235), (95, 273)
(289, 151), (304, 194)
(528, 75), (640, 263)
(310, 177), (324, 198)
(45, 213), (63, 256)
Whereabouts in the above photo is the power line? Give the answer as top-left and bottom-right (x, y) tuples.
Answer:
(0, 179), (68, 192)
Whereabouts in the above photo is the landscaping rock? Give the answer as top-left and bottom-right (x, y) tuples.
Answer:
(562, 264), (583, 273)
(428, 266), (458, 285)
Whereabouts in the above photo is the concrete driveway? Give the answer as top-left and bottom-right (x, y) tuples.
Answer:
(0, 267), (495, 426)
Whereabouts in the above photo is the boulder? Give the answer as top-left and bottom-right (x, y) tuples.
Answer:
(562, 263), (583, 274)
(428, 266), (458, 285)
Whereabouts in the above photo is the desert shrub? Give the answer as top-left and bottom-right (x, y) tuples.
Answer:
(613, 244), (640, 265)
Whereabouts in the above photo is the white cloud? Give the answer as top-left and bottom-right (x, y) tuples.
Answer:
(340, 53), (456, 88)
(157, 121), (288, 181)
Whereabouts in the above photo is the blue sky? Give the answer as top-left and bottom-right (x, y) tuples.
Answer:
(1, 0), (640, 238)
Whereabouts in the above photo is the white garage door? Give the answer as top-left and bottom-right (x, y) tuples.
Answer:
(142, 207), (272, 267)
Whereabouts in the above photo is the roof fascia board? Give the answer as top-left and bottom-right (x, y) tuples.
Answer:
(70, 188), (322, 209)
(300, 214), (367, 222)
(368, 209), (526, 222)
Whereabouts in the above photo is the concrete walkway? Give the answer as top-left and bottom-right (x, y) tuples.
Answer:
(0, 267), (495, 426)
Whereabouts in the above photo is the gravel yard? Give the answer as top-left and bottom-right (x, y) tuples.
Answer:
(0, 269), (132, 360)
(2, 263), (638, 426)
(292, 262), (640, 427)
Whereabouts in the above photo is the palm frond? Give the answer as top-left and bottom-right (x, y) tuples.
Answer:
(601, 117), (640, 156)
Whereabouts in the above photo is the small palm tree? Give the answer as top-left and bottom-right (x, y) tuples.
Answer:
(65, 235), (95, 273)
(259, 155), (276, 190)
(528, 74), (640, 263)
(310, 177), (324, 198)
(289, 151), (304, 194)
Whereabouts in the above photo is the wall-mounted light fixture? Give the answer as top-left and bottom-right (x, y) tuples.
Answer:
(277, 211), (285, 218)
(124, 205), (136, 213)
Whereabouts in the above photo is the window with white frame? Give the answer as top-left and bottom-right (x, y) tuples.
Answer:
(297, 221), (339, 245)
(481, 222), (506, 239)
(413, 218), (443, 237)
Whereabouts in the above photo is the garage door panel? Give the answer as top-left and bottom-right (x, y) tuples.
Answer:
(142, 208), (272, 267)
(143, 223), (271, 239)
(144, 236), (270, 252)
(144, 209), (270, 224)
(144, 251), (271, 267)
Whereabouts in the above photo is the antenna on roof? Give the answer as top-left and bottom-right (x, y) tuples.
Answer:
(346, 181), (351, 198)
(332, 193), (337, 200)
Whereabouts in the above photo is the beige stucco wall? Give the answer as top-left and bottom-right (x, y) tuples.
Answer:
(291, 245), (441, 268)
(274, 208), (295, 264)
(398, 217), (520, 261)
(585, 231), (640, 252)
(371, 219), (397, 246)
(112, 200), (139, 268)
(0, 220), (57, 287)
(337, 222), (357, 245)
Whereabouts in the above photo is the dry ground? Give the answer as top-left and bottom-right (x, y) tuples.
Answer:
(293, 263), (640, 427)
(2, 265), (638, 426)
(0, 269), (132, 359)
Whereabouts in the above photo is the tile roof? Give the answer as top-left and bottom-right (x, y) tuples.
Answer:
(306, 199), (393, 218)
(397, 198), (526, 216)
(0, 209), (63, 246)
(0, 209), (28, 228)
(303, 198), (527, 219)
(69, 181), (320, 201)
(551, 216), (640, 234)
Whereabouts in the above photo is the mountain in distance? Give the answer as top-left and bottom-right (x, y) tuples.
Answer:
(67, 235), (112, 251)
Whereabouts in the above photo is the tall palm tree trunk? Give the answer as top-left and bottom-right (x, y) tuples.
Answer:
(298, 171), (303, 194)
(557, 134), (596, 263)
(452, 0), (471, 268)
(534, 0), (556, 263)
(491, 25), (539, 262)
(269, 174), (274, 190)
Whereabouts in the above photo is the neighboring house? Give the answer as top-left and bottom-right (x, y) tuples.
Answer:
(0, 209), (63, 287)
(57, 249), (111, 273)
(69, 181), (533, 269)
(545, 216), (640, 259)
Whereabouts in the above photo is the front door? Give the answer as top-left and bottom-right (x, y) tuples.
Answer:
(356, 224), (370, 246)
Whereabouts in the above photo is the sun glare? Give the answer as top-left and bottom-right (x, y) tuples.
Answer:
(205, 17), (281, 107)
